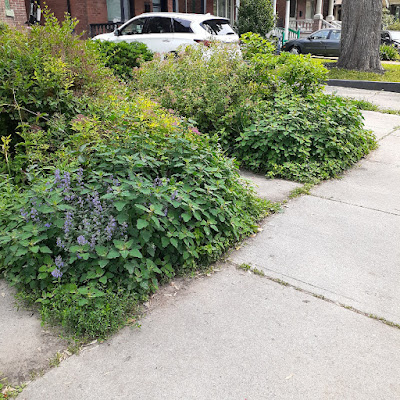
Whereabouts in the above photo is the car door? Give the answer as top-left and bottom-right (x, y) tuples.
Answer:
(116, 16), (174, 53)
(170, 17), (196, 51)
(141, 16), (174, 53)
(302, 29), (330, 56)
(324, 29), (341, 56)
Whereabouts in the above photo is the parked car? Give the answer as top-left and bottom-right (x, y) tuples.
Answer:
(381, 30), (400, 52)
(281, 28), (341, 57)
(93, 12), (239, 53)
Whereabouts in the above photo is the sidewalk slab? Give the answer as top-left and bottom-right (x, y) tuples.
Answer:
(0, 280), (67, 384)
(239, 170), (302, 203)
(312, 160), (400, 216)
(361, 111), (400, 139)
(20, 266), (400, 400)
(230, 195), (400, 325)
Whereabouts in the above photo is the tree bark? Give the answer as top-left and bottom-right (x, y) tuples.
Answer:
(337, 0), (384, 72)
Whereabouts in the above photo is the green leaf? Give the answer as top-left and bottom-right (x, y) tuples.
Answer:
(15, 248), (28, 257)
(120, 250), (130, 259)
(161, 237), (169, 248)
(95, 245), (108, 257)
(40, 246), (53, 254)
(129, 248), (143, 258)
(124, 263), (136, 274)
(107, 249), (120, 259)
(81, 253), (90, 260)
(114, 201), (128, 211)
(182, 213), (191, 222)
(99, 276), (107, 284)
(113, 240), (126, 250)
(98, 259), (109, 268)
(30, 246), (39, 253)
(170, 238), (178, 248)
(137, 219), (149, 229)
(78, 298), (89, 306)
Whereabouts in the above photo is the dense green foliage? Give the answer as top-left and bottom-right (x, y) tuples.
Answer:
(132, 41), (327, 139)
(133, 37), (375, 182)
(233, 93), (377, 182)
(0, 16), (268, 339)
(380, 44), (399, 61)
(94, 40), (153, 79)
(0, 11), (115, 182)
(236, 0), (274, 36)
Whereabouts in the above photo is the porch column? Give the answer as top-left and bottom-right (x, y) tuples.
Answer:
(326, 0), (335, 21)
(284, 0), (290, 43)
(313, 0), (323, 31)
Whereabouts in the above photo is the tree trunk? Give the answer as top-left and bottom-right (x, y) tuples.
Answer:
(337, 0), (384, 72)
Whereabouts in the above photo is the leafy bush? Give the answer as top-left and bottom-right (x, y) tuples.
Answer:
(0, 15), (269, 339)
(240, 32), (276, 59)
(380, 44), (399, 61)
(133, 42), (326, 139)
(236, 0), (274, 37)
(133, 43), (259, 137)
(0, 9), (116, 181)
(232, 93), (377, 182)
(94, 40), (153, 79)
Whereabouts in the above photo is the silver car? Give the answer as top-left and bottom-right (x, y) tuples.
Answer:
(93, 12), (239, 53)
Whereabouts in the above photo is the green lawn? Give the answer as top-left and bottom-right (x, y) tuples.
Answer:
(312, 57), (400, 82)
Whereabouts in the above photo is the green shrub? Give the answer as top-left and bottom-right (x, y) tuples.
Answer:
(0, 95), (268, 337)
(232, 93), (377, 182)
(0, 9), (116, 182)
(240, 32), (276, 58)
(236, 0), (274, 37)
(133, 43), (259, 137)
(94, 40), (153, 79)
(249, 52), (328, 97)
(0, 16), (269, 339)
(133, 42), (326, 140)
(380, 44), (399, 61)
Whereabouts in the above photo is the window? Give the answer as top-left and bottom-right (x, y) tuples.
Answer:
(4, 0), (15, 18)
(310, 30), (330, 40)
(121, 18), (146, 35)
(107, 0), (130, 22)
(145, 17), (172, 34)
(201, 19), (235, 35)
(330, 30), (341, 40)
(173, 18), (193, 33)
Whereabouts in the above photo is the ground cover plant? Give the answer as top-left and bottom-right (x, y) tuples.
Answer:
(0, 14), (268, 339)
(132, 34), (377, 183)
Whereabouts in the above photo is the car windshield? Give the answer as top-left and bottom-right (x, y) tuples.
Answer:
(390, 31), (400, 41)
(201, 19), (235, 35)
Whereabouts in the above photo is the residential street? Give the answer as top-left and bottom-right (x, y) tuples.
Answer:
(4, 89), (400, 399)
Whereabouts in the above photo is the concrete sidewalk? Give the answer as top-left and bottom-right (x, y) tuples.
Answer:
(324, 85), (400, 111)
(6, 95), (400, 398)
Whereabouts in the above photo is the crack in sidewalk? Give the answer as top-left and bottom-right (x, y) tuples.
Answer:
(309, 194), (400, 217)
(231, 262), (400, 332)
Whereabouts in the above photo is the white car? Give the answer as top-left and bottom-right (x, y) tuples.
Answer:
(93, 12), (239, 53)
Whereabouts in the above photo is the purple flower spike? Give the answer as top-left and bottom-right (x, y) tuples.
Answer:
(77, 235), (87, 246)
(164, 207), (168, 216)
(51, 268), (63, 278)
(171, 190), (178, 200)
(55, 255), (64, 268)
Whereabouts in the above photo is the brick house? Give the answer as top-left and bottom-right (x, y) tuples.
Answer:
(0, 0), (29, 27)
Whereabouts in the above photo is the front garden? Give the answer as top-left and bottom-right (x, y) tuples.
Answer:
(0, 15), (377, 340)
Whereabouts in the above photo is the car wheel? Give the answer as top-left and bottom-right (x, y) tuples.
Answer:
(290, 46), (301, 55)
